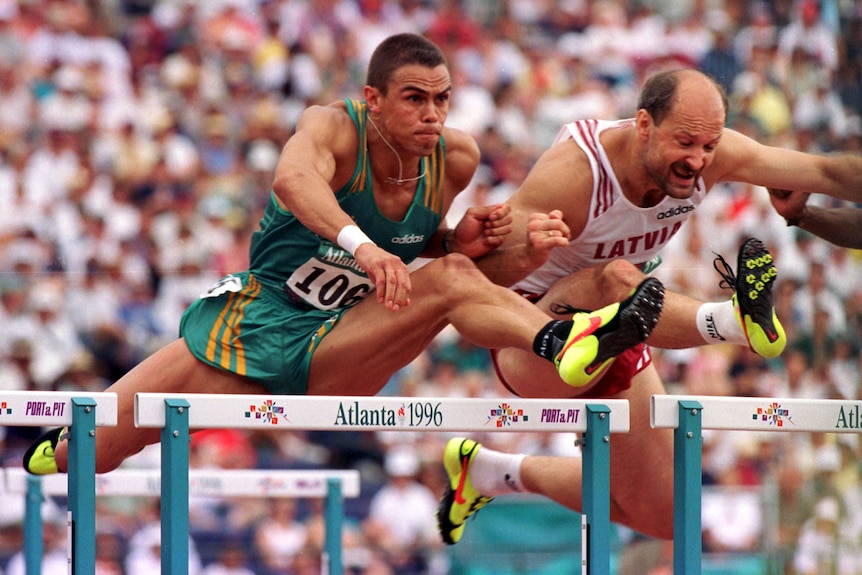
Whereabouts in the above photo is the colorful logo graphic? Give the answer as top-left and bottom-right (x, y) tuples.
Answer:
(0, 402), (10, 415)
(260, 477), (291, 494)
(245, 399), (286, 425)
(752, 402), (793, 427)
(487, 403), (528, 428)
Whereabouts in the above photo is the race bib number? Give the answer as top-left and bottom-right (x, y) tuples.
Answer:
(285, 255), (375, 311)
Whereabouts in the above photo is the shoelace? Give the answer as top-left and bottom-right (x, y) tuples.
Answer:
(712, 252), (736, 291)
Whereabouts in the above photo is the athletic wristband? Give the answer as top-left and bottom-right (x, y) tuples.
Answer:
(442, 229), (455, 254)
(337, 225), (374, 256)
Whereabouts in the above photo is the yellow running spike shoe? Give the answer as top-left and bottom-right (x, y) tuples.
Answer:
(555, 277), (665, 387)
(437, 437), (493, 545)
(714, 238), (785, 358)
(22, 427), (66, 475)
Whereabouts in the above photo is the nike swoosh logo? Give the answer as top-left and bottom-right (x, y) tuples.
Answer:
(557, 316), (602, 360)
(585, 360), (606, 375)
(454, 454), (469, 505)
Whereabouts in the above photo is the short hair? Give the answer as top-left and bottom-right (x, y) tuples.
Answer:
(366, 33), (448, 94)
(637, 69), (729, 126)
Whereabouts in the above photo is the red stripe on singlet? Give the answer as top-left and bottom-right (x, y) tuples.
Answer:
(575, 120), (613, 219)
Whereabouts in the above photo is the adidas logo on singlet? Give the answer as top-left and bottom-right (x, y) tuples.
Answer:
(391, 234), (425, 245)
(656, 205), (695, 219)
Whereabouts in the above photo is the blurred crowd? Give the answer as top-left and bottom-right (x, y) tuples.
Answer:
(0, 0), (861, 573)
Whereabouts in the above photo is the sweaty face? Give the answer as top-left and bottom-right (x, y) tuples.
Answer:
(375, 64), (451, 157)
(643, 99), (724, 200)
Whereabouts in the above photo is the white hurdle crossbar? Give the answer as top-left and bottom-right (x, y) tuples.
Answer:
(1, 467), (361, 497)
(651, 394), (862, 574)
(0, 391), (117, 575)
(1, 467), (359, 574)
(135, 393), (630, 575)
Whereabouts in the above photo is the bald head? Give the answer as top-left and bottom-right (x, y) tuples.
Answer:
(638, 69), (728, 127)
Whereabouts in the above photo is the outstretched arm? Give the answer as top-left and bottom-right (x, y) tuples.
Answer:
(473, 139), (588, 286)
(796, 206), (862, 249)
(272, 104), (413, 311)
(426, 203), (514, 259)
(474, 210), (570, 286)
(769, 188), (862, 249)
(709, 128), (862, 202)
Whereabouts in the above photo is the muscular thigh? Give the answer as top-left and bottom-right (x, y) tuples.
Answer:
(87, 339), (269, 472)
(494, 271), (606, 399)
(538, 266), (608, 315)
(109, 339), (270, 400)
(609, 364), (674, 492)
(539, 261), (644, 314)
(495, 347), (589, 398)
(307, 260), (455, 396)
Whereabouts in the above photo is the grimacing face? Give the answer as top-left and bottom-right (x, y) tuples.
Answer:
(642, 105), (723, 201)
(373, 64), (451, 158)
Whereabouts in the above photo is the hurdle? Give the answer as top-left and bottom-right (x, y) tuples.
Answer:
(1, 467), (359, 573)
(651, 394), (862, 575)
(0, 391), (117, 575)
(134, 393), (630, 575)
(1, 467), (360, 498)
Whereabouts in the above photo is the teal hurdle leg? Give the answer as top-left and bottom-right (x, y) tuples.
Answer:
(674, 401), (703, 575)
(68, 397), (97, 575)
(324, 478), (344, 575)
(583, 404), (611, 575)
(161, 398), (191, 575)
(24, 476), (43, 575)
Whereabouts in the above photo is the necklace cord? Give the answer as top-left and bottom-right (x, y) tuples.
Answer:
(367, 115), (427, 186)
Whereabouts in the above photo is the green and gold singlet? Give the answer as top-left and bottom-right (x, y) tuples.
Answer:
(179, 100), (447, 394)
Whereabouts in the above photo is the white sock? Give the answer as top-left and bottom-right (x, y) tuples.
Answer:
(695, 300), (747, 347)
(469, 447), (527, 496)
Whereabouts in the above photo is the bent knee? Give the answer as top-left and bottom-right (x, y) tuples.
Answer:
(437, 252), (482, 271)
(423, 253), (488, 286)
(598, 259), (646, 299)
